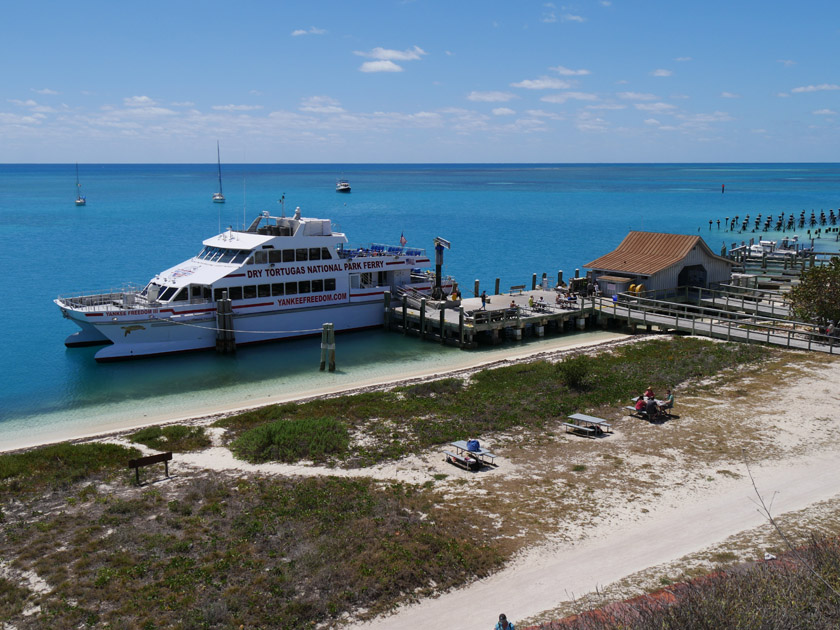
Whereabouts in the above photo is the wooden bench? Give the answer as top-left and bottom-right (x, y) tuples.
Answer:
(128, 452), (173, 485)
(568, 413), (612, 434)
(444, 450), (482, 471)
(509, 285), (526, 295)
(563, 422), (595, 437)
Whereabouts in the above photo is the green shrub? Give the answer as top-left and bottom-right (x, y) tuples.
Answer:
(129, 425), (210, 452)
(557, 354), (593, 390)
(231, 417), (349, 463)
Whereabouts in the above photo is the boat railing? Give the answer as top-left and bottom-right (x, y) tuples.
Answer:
(57, 284), (149, 309)
(339, 244), (427, 259)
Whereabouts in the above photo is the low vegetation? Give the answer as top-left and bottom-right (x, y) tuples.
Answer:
(217, 337), (770, 466)
(129, 424), (211, 452)
(541, 536), (840, 629)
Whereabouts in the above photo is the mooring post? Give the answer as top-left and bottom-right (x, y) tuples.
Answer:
(531, 273), (537, 290)
(402, 295), (408, 334)
(319, 323), (328, 371)
(474, 279), (479, 297)
(439, 307), (445, 344)
(327, 323), (336, 372)
(494, 278), (500, 295)
(420, 298), (426, 339)
(542, 272), (547, 289)
(558, 270), (563, 286)
(575, 268), (580, 278)
(458, 307), (465, 348)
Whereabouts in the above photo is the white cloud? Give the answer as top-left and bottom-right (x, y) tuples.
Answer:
(467, 91), (516, 102)
(525, 109), (564, 119)
(587, 103), (626, 110)
(635, 102), (676, 112)
(777, 59), (796, 67)
(791, 84), (840, 93)
(563, 14), (586, 22)
(171, 101), (195, 107)
(721, 92), (740, 99)
(550, 65), (590, 76)
(124, 96), (157, 107)
(651, 69), (673, 77)
(211, 104), (264, 111)
(644, 118), (661, 126)
(354, 46), (427, 61)
(291, 26), (326, 36)
(299, 96), (345, 114)
(359, 60), (403, 73)
(8, 99), (38, 107)
(31, 88), (58, 95)
(618, 92), (657, 101)
(777, 92), (790, 98)
(676, 111), (733, 123)
(492, 107), (515, 116)
(600, 1), (612, 6)
(814, 108), (837, 115)
(510, 77), (572, 90)
(675, 57), (692, 62)
(541, 92), (598, 104)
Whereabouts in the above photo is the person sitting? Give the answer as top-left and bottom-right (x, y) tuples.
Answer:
(555, 292), (563, 304)
(644, 386), (655, 399)
(659, 389), (675, 415)
(528, 295), (535, 308)
(509, 300), (516, 309)
(635, 397), (647, 414)
(538, 296), (546, 308)
(645, 397), (659, 420)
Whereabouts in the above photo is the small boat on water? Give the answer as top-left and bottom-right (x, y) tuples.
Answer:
(74, 163), (86, 206)
(56, 206), (452, 361)
(212, 141), (225, 203)
(336, 178), (351, 193)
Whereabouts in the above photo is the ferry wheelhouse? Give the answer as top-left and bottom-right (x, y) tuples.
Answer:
(56, 208), (451, 361)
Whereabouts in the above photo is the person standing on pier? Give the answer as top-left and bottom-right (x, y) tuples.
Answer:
(481, 290), (487, 310)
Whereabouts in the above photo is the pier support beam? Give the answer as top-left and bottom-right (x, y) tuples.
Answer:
(420, 298), (426, 340)
(458, 307), (465, 348)
(439, 308), (445, 344)
(402, 295), (408, 334)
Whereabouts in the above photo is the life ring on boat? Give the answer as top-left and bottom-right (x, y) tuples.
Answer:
(628, 284), (637, 294)
(635, 283), (645, 294)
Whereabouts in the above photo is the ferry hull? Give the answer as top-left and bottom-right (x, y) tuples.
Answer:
(64, 299), (387, 362)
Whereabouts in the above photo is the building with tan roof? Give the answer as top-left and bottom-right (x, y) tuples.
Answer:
(584, 232), (733, 296)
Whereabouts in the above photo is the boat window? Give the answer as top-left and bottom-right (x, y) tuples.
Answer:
(245, 256), (254, 265)
(159, 287), (178, 302)
(269, 250), (283, 263)
(312, 279), (323, 293)
(218, 250), (236, 263)
(258, 284), (270, 298)
(229, 286), (243, 300)
(298, 280), (311, 294)
(196, 246), (208, 259)
(285, 282), (297, 295)
(321, 247), (332, 260)
(243, 285), (257, 299)
(309, 247), (321, 261)
(283, 249), (295, 263)
(213, 288), (226, 301)
(202, 286), (211, 300)
(254, 251), (268, 264)
(325, 278), (336, 291)
(271, 283), (284, 296)
(295, 248), (308, 262)
(172, 288), (188, 302)
(232, 251), (249, 264)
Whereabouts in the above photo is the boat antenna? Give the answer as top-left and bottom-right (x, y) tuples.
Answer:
(278, 194), (285, 218)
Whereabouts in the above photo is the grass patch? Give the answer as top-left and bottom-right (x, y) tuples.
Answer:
(231, 417), (350, 463)
(129, 424), (210, 452)
(216, 338), (772, 466)
(0, 443), (140, 496)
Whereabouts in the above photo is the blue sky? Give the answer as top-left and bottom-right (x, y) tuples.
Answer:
(3, 1), (840, 163)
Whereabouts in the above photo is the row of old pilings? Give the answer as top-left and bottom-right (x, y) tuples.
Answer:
(473, 269), (580, 296)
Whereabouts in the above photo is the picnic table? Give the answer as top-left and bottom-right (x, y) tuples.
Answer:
(564, 413), (612, 438)
(626, 397), (669, 420)
(444, 440), (497, 470)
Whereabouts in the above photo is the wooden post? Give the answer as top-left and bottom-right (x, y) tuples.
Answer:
(439, 307), (445, 344)
(575, 268), (580, 278)
(474, 279), (479, 297)
(558, 270), (563, 286)
(420, 298), (426, 340)
(402, 295), (407, 334)
(531, 273), (537, 290)
(542, 272), (547, 289)
(494, 277), (500, 295)
(328, 323), (336, 372)
(458, 307), (465, 348)
(319, 323), (328, 371)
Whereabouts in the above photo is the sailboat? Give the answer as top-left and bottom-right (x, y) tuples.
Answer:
(212, 141), (225, 203)
(74, 163), (86, 206)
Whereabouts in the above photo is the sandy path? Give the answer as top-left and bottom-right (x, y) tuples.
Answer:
(361, 453), (840, 628)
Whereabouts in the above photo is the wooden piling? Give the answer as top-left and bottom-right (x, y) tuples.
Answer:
(531, 273), (537, 290)
(420, 298), (426, 339)
(458, 307), (465, 348)
(402, 295), (408, 334)
(439, 308), (445, 344)
(327, 323), (336, 372)
(495, 278), (500, 295)
(319, 323), (328, 371)
(558, 270), (564, 286)
(474, 279), (479, 297)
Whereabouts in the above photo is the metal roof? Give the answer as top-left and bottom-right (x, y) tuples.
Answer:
(584, 231), (732, 275)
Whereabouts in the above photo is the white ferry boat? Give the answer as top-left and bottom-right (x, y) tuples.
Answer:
(56, 208), (451, 361)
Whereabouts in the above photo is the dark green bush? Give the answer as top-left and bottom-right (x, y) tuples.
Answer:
(129, 424), (210, 452)
(231, 416), (350, 463)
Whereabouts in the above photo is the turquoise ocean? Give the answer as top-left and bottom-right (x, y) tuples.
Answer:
(2, 163), (839, 448)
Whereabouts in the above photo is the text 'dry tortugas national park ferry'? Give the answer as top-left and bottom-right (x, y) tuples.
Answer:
(56, 207), (452, 361)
